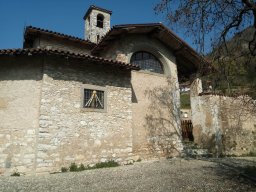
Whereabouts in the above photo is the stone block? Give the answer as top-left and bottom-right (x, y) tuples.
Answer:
(24, 154), (35, 159)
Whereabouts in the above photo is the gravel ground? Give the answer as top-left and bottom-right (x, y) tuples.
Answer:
(0, 158), (255, 192)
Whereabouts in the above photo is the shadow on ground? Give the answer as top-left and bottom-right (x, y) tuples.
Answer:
(199, 157), (256, 187)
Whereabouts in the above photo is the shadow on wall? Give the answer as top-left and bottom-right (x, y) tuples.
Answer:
(193, 93), (256, 156)
(0, 56), (43, 81)
(0, 55), (131, 89)
(219, 96), (256, 156)
(44, 57), (131, 88)
(144, 77), (182, 157)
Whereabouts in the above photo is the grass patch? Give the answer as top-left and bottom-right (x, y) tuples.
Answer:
(180, 93), (191, 109)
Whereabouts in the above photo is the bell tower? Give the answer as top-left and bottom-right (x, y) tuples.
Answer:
(83, 5), (112, 43)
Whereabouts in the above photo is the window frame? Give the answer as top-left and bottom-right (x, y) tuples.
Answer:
(81, 84), (107, 113)
(130, 51), (164, 74)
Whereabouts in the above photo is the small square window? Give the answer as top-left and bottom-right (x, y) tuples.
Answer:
(84, 89), (104, 109)
(81, 85), (107, 112)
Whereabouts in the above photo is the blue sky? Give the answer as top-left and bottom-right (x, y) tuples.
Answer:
(0, 0), (192, 49)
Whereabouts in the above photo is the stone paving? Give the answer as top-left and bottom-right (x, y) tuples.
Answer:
(0, 158), (255, 192)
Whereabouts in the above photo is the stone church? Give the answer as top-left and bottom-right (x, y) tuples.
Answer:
(0, 5), (205, 175)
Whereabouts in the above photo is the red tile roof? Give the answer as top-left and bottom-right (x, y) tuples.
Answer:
(24, 26), (95, 48)
(0, 48), (139, 70)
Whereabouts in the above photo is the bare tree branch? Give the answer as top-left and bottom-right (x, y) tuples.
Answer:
(155, 0), (256, 99)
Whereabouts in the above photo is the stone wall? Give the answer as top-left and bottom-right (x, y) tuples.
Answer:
(191, 79), (256, 156)
(0, 56), (43, 175)
(99, 34), (183, 158)
(0, 55), (133, 175)
(36, 57), (133, 173)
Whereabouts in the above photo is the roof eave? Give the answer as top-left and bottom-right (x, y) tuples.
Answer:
(0, 48), (139, 71)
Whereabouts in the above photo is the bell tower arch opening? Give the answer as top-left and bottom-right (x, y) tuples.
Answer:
(83, 5), (112, 43)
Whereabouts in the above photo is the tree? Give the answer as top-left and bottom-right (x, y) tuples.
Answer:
(155, 0), (256, 98)
(154, 0), (256, 55)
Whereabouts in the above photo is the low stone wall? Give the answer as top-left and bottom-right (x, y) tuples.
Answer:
(191, 79), (256, 156)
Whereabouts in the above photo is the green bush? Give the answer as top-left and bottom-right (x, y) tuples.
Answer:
(69, 163), (79, 172)
(61, 167), (68, 172)
(78, 163), (86, 171)
(62, 160), (120, 173)
(94, 160), (119, 169)
(11, 171), (20, 177)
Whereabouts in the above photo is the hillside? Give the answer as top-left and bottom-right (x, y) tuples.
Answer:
(204, 27), (256, 98)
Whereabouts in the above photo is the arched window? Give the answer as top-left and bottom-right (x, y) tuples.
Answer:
(131, 51), (164, 74)
(97, 14), (104, 28)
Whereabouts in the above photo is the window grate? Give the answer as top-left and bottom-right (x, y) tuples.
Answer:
(84, 89), (104, 109)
